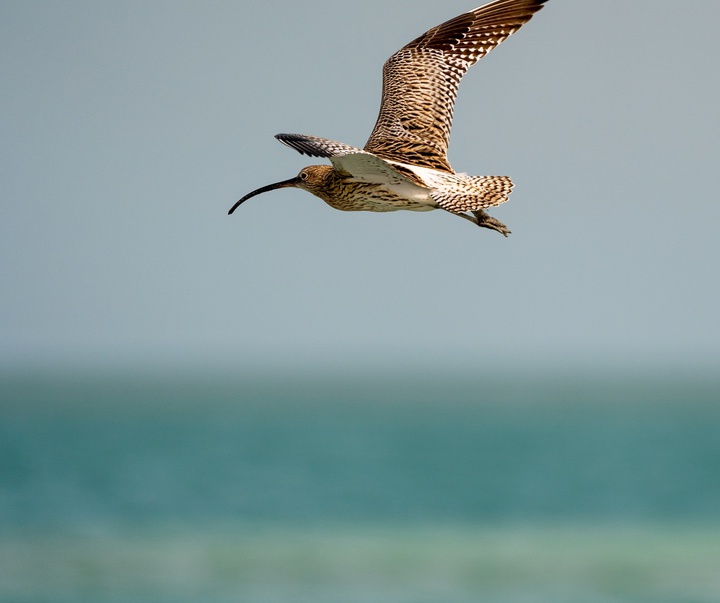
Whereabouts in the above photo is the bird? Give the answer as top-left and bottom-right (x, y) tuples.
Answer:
(229, 0), (549, 236)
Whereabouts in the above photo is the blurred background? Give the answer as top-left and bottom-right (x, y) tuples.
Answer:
(2, 1), (719, 602)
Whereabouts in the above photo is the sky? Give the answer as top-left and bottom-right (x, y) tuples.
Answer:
(2, 0), (719, 375)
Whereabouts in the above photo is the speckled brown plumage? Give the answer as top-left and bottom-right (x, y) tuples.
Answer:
(230, 0), (550, 237)
(365, 0), (548, 173)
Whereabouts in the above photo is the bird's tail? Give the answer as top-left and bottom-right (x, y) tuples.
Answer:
(432, 175), (514, 213)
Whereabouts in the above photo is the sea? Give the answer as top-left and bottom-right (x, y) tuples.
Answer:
(1, 366), (719, 603)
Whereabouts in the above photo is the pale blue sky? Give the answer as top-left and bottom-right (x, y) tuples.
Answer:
(2, 1), (719, 373)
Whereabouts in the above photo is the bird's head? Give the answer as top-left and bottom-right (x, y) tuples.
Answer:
(228, 165), (334, 214)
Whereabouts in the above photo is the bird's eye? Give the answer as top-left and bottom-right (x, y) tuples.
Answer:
(299, 171), (309, 181)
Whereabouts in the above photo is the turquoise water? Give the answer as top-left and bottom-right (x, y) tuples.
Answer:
(1, 370), (719, 602)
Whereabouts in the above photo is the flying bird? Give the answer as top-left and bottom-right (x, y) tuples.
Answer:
(229, 0), (549, 236)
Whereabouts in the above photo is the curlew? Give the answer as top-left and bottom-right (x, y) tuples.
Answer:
(229, 0), (549, 236)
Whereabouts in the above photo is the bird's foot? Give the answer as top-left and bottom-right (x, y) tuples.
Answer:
(472, 210), (511, 237)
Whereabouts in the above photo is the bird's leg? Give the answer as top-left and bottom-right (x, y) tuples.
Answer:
(471, 209), (511, 237)
(441, 208), (511, 236)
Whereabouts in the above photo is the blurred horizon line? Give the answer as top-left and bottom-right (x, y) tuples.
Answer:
(2, 343), (719, 381)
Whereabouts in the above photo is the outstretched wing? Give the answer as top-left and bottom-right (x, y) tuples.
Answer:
(329, 152), (426, 189)
(276, 133), (428, 189)
(275, 133), (362, 158)
(364, 0), (548, 172)
(275, 133), (429, 194)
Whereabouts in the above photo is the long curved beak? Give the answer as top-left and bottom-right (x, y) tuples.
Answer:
(228, 177), (301, 215)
